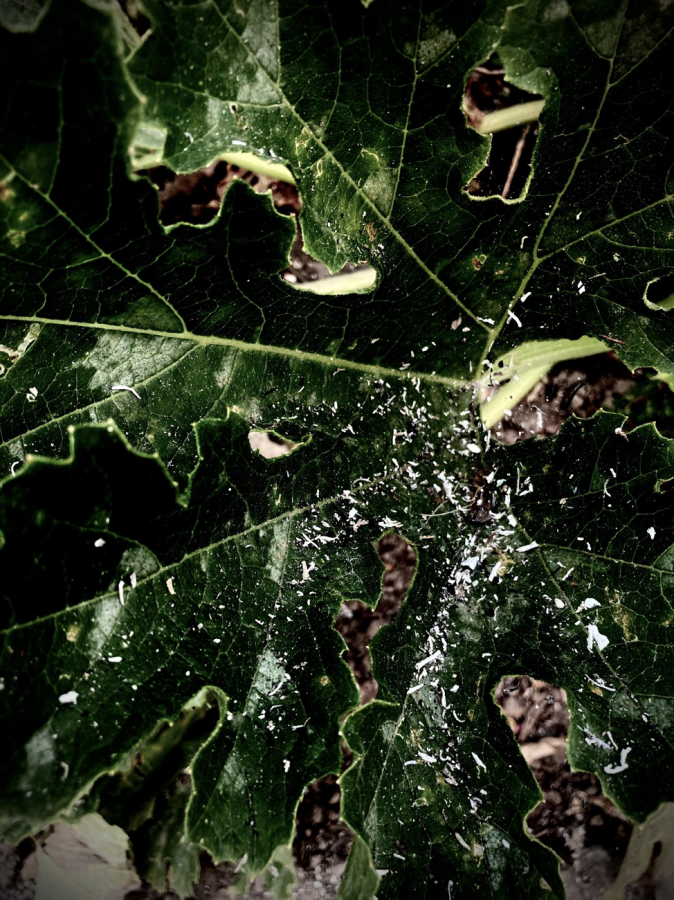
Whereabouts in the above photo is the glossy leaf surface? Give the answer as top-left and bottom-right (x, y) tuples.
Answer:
(1, 1), (673, 897)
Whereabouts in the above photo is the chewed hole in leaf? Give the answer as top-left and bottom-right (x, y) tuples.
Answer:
(496, 675), (569, 746)
(248, 430), (303, 458)
(335, 533), (416, 705)
(293, 536), (416, 892)
(142, 160), (375, 293)
(644, 273), (674, 310)
(0, 322), (40, 378)
(464, 55), (543, 201)
(282, 221), (377, 295)
(143, 160), (301, 225)
(292, 773), (353, 890)
(117, 0), (151, 39)
(612, 372), (674, 440)
(494, 677), (632, 869)
(487, 351), (637, 444)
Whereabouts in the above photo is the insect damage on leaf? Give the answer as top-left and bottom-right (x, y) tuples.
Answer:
(143, 154), (376, 294)
(2, 0), (674, 897)
(463, 54), (544, 201)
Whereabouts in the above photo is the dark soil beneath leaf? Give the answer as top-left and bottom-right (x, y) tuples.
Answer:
(496, 677), (632, 899)
(490, 352), (638, 444)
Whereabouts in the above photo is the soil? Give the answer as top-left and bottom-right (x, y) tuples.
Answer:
(496, 678), (632, 899)
(290, 775), (352, 899)
(0, 840), (34, 900)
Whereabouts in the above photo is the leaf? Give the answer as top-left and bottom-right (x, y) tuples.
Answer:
(1, 0), (674, 898)
(336, 834), (379, 900)
(341, 411), (674, 897)
(129, 0), (674, 374)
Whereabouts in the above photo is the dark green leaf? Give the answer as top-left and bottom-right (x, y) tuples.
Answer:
(2, 1), (674, 897)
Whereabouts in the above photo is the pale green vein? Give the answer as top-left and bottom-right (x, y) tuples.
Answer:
(0, 314), (467, 387)
(0, 469), (390, 637)
(386, 0), (422, 221)
(553, 195), (674, 258)
(539, 541), (674, 578)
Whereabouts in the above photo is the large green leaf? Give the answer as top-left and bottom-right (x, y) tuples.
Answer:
(1, 0), (674, 897)
(129, 0), (674, 375)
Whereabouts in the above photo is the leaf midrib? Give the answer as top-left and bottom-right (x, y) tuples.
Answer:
(0, 314), (466, 387)
(0, 468), (391, 637)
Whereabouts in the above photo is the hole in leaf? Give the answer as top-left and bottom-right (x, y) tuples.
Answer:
(283, 221), (377, 294)
(142, 160), (375, 293)
(484, 337), (674, 443)
(291, 773), (353, 892)
(613, 372), (674, 441)
(487, 352), (638, 444)
(495, 676), (632, 881)
(0, 322), (40, 379)
(117, 0), (151, 38)
(335, 533), (416, 705)
(248, 430), (300, 459)
(193, 843), (296, 897)
(464, 55), (543, 201)
(143, 160), (301, 226)
(290, 536), (416, 897)
(644, 273), (674, 310)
